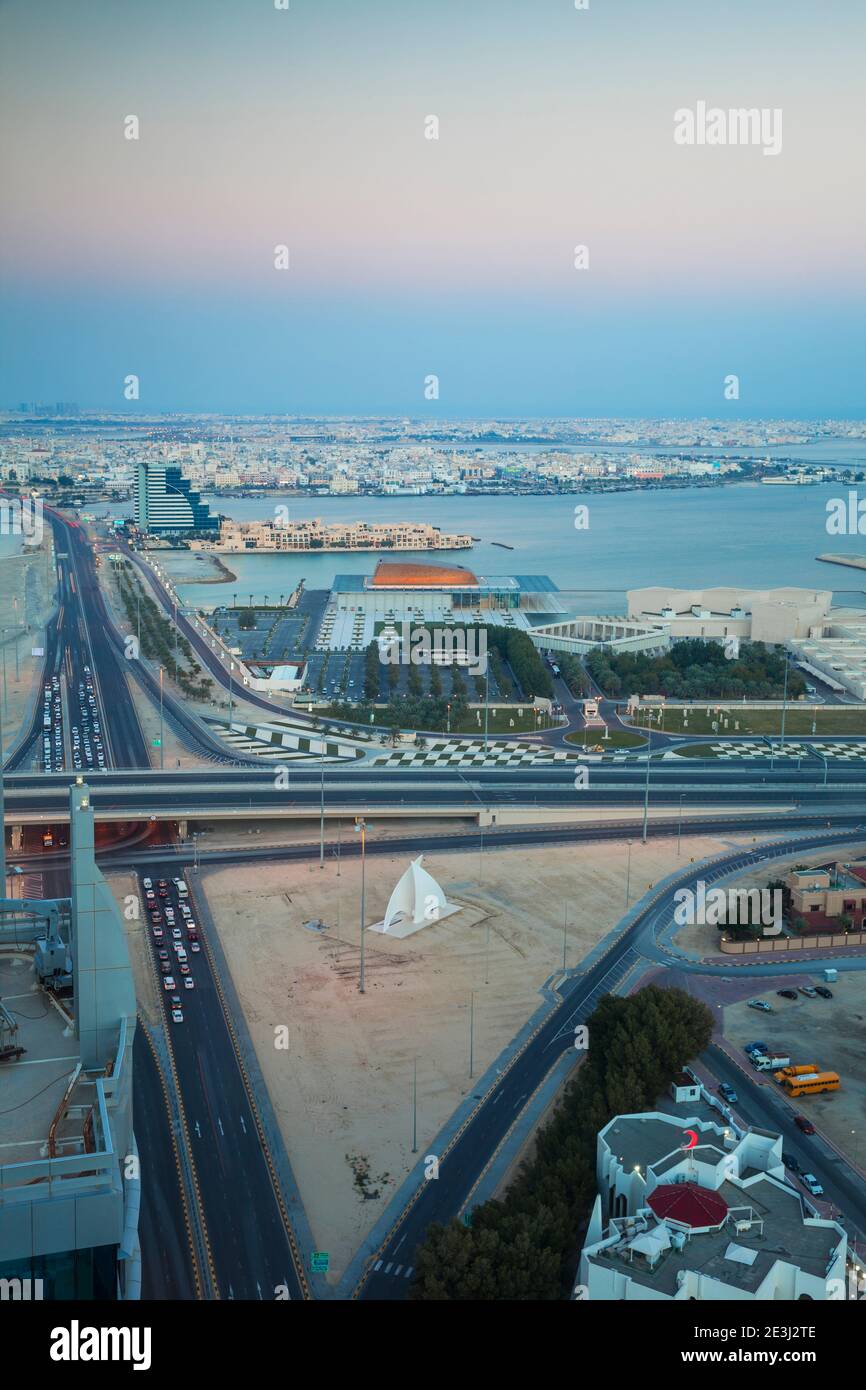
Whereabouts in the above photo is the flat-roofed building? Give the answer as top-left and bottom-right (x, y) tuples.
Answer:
(0, 784), (139, 1299)
(627, 586), (831, 644)
(577, 1075), (845, 1301)
(786, 860), (866, 930)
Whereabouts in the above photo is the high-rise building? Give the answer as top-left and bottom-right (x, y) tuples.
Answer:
(0, 784), (139, 1299)
(133, 460), (219, 535)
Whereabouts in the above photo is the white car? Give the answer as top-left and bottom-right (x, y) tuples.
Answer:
(747, 999), (772, 1012)
(171, 1007), (184, 1023)
(184, 976), (195, 990)
(163, 975), (176, 990)
(802, 1173), (824, 1196)
(142, 878), (153, 890)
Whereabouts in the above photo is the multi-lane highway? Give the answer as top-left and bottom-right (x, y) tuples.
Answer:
(11, 508), (312, 1301)
(137, 865), (307, 1299)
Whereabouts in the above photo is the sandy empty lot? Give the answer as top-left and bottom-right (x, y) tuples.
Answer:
(723, 978), (866, 1165)
(203, 829), (740, 1275)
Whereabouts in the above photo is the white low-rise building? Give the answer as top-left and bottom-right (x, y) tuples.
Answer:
(627, 587), (831, 644)
(577, 1075), (846, 1301)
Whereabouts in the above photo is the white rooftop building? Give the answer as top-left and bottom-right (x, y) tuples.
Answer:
(627, 587), (831, 644)
(577, 1075), (846, 1301)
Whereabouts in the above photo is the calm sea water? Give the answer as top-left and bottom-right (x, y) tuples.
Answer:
(162, 483), (866, 613)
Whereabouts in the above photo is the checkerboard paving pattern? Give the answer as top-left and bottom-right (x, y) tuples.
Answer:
(709, 740), (866, 761)
(371, 739), (575, 769)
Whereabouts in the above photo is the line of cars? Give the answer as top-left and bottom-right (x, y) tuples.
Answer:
(144, 875), (199, 1024)
(747, 981), (833, 1012)
(41, 676), (63, 772)
(71, 665), (105, 773)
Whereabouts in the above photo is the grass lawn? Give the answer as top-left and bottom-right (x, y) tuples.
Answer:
(317, 704), (555, 736)
(564, 728), (646, 750)
(630, 706), (866, 737)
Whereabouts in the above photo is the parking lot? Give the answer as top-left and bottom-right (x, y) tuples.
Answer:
(723, 976), (866, 1167)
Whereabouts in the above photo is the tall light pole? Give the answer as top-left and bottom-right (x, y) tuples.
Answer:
(0, 684), (5, 894)
(483, 661), (490, 753)
(641, 735), (651, 843)
(159, 666), (165, 770)
(677, 793), (685, 856)
(625, 838), (633, 908)
(562, 902), (569, 971)
(355, 817), (367, 993)
(319, 741), (325, 870)
(412, 1056), (418, 1154)
(779, 651), (790, 752)
(469, 990), (475, 1078)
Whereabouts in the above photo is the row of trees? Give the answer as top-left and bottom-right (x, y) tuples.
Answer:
(410, 986), (714, 1299)
(485, 627), (553, 700)
(586, 639), (805, 701)
(116, 566), (213, 702)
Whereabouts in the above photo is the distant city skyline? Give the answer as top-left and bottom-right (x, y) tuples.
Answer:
(1, 0), (864, 415)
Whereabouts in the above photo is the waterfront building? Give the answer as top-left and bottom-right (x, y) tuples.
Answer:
(628, 586), (831, 643)
(133, 460), (219, 535)
(192, 518), (472, 553)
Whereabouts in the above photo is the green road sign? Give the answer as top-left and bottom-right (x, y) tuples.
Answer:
(151, 738), (161, 747)
(310, 1252), (329, 1273)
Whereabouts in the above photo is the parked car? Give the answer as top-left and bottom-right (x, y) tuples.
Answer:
(747, 1000), (772, 1012)
(802, 1173), (824, 1196)
(815, 986), (833, 999)
(798, 986), (818, 998)
(746, 1041), (768, 1054)
(794, 1115), (816, 1136)
(783, 1153), (801, 1174)
(718, 1082), (738, 1103)
(776, 989), (798, 1000)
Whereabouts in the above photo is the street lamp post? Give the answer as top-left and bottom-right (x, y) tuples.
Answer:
(469, 990), (475, 1078)
(355, 817), (367, 993)
(677, 793), (685, 856)
(625, 839), (633, 908)
(483, 661), (489, 752)
(319, 743), (325, 870)
(562, 902), (568, 971)
(642, 735), (651, 843)
(412, 1056), (418, 1154)
(159, 666), (165, 770)
(779, 651), (789, 752)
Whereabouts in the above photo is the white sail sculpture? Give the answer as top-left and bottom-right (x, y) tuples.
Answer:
(368, 855), (462, 938)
